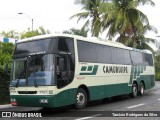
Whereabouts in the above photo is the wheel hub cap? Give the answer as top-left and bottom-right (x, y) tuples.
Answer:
(77, 92), (85, 105)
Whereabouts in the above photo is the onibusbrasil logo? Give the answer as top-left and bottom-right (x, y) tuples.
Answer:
(1, 112), (42, 118)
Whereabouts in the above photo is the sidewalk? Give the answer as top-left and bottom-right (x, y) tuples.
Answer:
(0, 104), (14, 109)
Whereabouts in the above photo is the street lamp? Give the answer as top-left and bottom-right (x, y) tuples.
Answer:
(18, 12), (33, 31)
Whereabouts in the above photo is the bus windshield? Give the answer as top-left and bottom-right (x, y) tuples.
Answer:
(10, 54), (55, 87)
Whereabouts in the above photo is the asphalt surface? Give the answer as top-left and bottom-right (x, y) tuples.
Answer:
(0, 81), (160, 120)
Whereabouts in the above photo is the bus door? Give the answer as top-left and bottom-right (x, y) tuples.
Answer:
(55, 54), (71, 106)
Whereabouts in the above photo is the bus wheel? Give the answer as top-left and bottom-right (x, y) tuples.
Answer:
(139, 82), (144, 96)
(75, 88), (87, 109)
(131, 83), (138, 98)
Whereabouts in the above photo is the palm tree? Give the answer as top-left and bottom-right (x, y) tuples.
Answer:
(132, 25), (157, 49)
(63, 28), (88, 37)
(70, 0), (103, 37)
(71, 0), (156, 50)
(99, 0), (156, 49)
(100, 0), (149, 37)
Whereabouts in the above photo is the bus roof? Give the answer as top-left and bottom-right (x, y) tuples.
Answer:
(17, 33), (152, 54)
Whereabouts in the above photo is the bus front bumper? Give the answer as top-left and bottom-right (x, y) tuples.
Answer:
(10, 95), (56, 108)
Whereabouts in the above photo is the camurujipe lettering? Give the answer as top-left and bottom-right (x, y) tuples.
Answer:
(103, 66), (128, 73)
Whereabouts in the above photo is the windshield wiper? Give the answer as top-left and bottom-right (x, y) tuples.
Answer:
(15, 69), (26, 87)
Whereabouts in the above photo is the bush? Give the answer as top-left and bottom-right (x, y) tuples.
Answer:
(0, 42), (14, 104)
(0, 70), (10, 104)
(156, 72), (160, 81)
(155, 55), (160, 81)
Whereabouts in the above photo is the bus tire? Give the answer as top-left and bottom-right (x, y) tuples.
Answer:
(131, 83), (138, 98)
(139, 82), (144, 96)
(75, 88), (87, 109)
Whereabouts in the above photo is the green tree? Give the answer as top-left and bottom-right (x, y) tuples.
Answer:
(115, 24), (157, 50)
(21, 26), (50, 39)
(155, 55), (160, 81)
(71, 0), (156, 49)
(131, 25), (157, 49)
(0, 42), (14, 104)
(102, 1), (156, 51)
(63, 28), (88, 37)
(0, 30), (20, 39)
(0, 42), (14, 70)
(100, 0), (152, 37)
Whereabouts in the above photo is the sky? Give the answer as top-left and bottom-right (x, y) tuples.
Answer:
(0, 0), (83, 33)
(138, 0), (160, 38)
(0, 0), (160, 41)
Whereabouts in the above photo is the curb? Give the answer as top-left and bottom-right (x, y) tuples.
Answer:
(0, 104), (14, 109)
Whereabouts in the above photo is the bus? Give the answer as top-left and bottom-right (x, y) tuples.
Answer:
(10, 34), (155, 109)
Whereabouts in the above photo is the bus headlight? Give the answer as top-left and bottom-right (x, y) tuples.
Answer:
(11, 98), (16, 102)
(10, 91), (17, 95)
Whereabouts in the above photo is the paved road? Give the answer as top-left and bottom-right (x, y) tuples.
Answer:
(1, 81), (160, 120)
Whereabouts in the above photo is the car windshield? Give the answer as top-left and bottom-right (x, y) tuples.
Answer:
(10, 54), (55, 87)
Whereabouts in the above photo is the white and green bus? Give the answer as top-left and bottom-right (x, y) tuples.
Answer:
(10, 34), (155, 109)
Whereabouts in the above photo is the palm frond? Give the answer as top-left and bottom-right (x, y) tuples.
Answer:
(114, 8), (124, 30)
(92, 17), (102, 36)
(81, 19), (90, 30)
(142, 42), (155, 53)
(74, 0), (87, 5)
(143, 25), (157, 34)
(144, 37), (157, 43)
(128, 9), (140, 26)
(119, 14), (128, 34)
(137, 10), (149, 25)
(138, 0), (155, 6)
(70, 12), (90, 23)
(135, 21), (144, 34)
(133, 40), (138, 48)
(107, 23), (118, 38)
(126, 1), (139, 9)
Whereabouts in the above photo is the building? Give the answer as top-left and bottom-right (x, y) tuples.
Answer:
(0, 37), (16, 44)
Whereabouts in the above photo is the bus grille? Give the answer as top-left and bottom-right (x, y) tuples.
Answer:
(18, 91), (37, 94)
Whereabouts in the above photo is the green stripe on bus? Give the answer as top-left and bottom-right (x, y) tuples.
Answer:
(129, 65), (147, 85)
(11, 75), (154, 108)
(80, 65), (98, 75)
(87, 66), (93, 71)
(81, 66), (87, 71)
